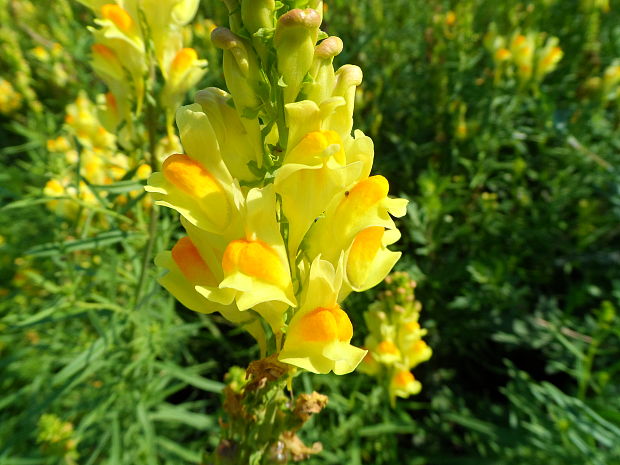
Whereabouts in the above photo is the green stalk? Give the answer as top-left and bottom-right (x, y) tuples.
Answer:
(133, 54), (161, 309)
(133, 98), (160, 309)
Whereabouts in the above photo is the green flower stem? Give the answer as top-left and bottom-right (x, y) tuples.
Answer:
(133, 74), (161, 310)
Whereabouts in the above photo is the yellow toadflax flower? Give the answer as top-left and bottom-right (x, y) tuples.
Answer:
(147, 1), (407, 377)
(81, 0), (206, 128)
(535, 37), (563, 81)
(510, 32), (535, 82)
(0, 78), (23, 115)
(359, 272), (431, 404)
(279, 257), (366, 374)
(161, 47), (207, 133)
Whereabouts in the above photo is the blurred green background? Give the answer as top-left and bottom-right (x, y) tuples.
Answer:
(1, 0), (619, 464)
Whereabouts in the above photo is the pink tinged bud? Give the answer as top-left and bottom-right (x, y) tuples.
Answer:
(274, 8), (322, 103)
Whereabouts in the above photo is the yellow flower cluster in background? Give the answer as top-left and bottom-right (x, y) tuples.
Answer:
(44, 91), (155, 220)
(485, 27), (563, 88)
(582, 0), (610, 12)
(585, 60), (620, 105)
(77, 0), (207, 134)
(0, 77), (22, 115)
(36, 414), (79, 463)
(0, 0), (78, 114)
(147, 1), (408, 376)
(359, 272), (431, 404)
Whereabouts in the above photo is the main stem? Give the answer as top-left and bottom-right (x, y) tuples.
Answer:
(133, 91), (160, 309)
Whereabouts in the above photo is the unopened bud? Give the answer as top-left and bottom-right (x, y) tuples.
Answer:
(326, 64), (363, 136)
(211, 27), (261, 110)
(241, 0), (275, 35)
(306, 36), (343, 103)
(274, 8), (322, 104)
(211, 28), (264, 165)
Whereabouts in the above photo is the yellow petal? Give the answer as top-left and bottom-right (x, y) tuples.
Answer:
(345, 227), (402, 292)
(278, 256), (366, 375)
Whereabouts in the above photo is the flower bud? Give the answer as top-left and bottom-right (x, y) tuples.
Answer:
(274, 8), (322, 104)
(241, 0), (276, 61)
(211, 27), (264, 165)
(211, 27), (262, 116)
(326, 64), (363, 138)
(195, 88), (260, 182)
(161, 48), (207, 129)
(241, 0), (275, 35)
(306, 36), (343, 104)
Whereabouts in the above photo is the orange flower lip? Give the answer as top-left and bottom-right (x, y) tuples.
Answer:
(92, 44), (117, 62)
(171, 48), (198, 73)
(222, 239), (289, 287)
(393, 370), (415, 387)
(101, 4), (133, 32)
(347, 175), (389, 208)
(298, 305), (353, 343)
(162, 153), (224, 199)
(377, 340), (399, 355)
(287, 130), (345, 165)
(171, 236), (217, 287)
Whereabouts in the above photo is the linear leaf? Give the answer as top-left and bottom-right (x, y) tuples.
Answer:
(154, 362), (224, 393)
(25, 230), (143, 257)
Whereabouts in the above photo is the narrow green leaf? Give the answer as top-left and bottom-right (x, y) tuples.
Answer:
(154, 362), (224, 393)
(25, 230), (143, 257)
(158, 437), (202, 463)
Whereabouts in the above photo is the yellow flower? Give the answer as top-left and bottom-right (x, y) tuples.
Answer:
(46, 136), (72, 153)
(390, 370), (421, 401)
(405, 339), (433, 368)
(274, 8), (322, 104)
(0, 78), (22, 115)
(146, 104), (239, 233)
(510, 32), (535, 82)
(139, 0), (200, 76)
(274, 129), (359, 261)
(31, 46), (49, 62)
(374, 339), (401, 364)
(64, 92), (116, 150)
(279, 257), (366, 374)
(306, 175), (407, 293)
(90, 4), (147, 112)
(156, 231), (263, 320)
(136, 164), (152, 180)
(146, 4), (408, 378)
(494, 47), (511, 62)
(345, 226), (402, 292)
(161, 47), (207, 128)
(101, 4), (135, 33)
(219, 185), (296, 330)
(194, 88), (261, 183)
(536, 38), (563, 80)
(445, 11), (456, 27)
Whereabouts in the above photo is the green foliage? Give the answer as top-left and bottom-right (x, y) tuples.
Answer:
(1, 0), (620, 464)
